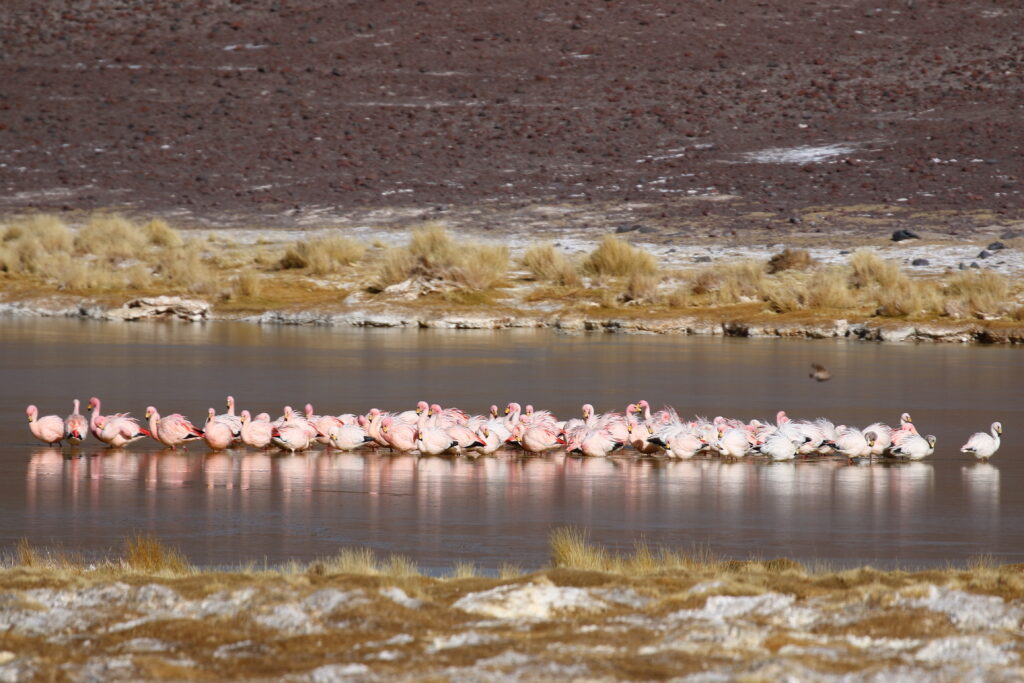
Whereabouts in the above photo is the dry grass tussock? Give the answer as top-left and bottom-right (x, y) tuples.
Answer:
(372, 222), (509, 291)
(521, 242), (581, 286)
(768, 248), (813, 273)
(583, 235), (658, 277)
(278, 233), (365, 275)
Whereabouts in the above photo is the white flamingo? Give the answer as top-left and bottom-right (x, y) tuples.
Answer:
(961, 422), (1002, 461)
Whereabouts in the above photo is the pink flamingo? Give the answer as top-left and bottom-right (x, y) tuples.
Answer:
(381, 416), (417, 452)
(64, 399), (88, 444)
(26, 405), (64, 446)
(240, 410), (273, 449)
(476, 426), (504, 455)
(145, 406), (204, 449)
(203, 408), (235, 450)
(93, 414), (150, 448)
(508, 421), (560, 454)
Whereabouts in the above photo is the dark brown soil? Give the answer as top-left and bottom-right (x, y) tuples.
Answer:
(1, 0), (1021, 231)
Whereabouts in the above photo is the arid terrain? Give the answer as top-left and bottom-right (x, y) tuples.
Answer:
(1, 0), (1021, 236)
(3, 533), (1024, 681)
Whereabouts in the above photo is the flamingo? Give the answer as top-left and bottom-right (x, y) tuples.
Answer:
(476, 426), (505, 455)
(509, 421), (560, 454)
(415, 427), (458, 456)
(328, 424), (374, 451)
(203, 408), (235, 450)
(145, 407), (204, 449)
(716, 428), (750, 458)
(568, 428), (623, 458)
(835, 428), (876, 462)
(240, 410), (273, 449)
(961, 422), (1002, 461)
(756, 433), (797, 461)
(213, 396), (243, 439)
(26, 405), (64, 446)
(93, 414), (150, 448)
(64, 399), (88, 445)
(381, 416), (417, 452)
(890, 433), (936, 460)
(271, 424), (316, 452)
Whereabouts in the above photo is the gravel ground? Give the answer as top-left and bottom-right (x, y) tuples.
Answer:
(1, 0), (1022, 237)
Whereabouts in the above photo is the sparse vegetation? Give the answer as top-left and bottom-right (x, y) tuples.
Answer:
(582, 234), (658, 277)
(124, 533), (191, 574)
(0, 214), (1021, 336)
(278, 234), (365, 275)
(371, 222), (509, 291)
(768, 248), (813, 273)
(521, 242), (582, 286)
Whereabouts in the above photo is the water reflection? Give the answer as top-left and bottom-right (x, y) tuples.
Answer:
(17, 447), (960, 567)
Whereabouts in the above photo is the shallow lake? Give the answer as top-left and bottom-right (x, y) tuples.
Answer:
(1, 318), (1020, 572)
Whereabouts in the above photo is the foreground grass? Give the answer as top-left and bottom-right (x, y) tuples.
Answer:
(2, 532), (1023, 680)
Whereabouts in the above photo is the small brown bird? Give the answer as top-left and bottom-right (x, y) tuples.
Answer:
(809, 363), (832, 382)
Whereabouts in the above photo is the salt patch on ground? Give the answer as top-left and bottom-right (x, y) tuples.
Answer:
(379, 586), (423, 609)
(913, 636), (1018, 666)
(669, 592), (795, 623)
(741, 143), (859, 164)
(903, 585), (1023, 631)
(453, 582), (607, 620)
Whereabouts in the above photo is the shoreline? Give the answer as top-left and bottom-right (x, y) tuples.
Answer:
(2, 534), (1022, 681)
(3, 297), (1023, 345)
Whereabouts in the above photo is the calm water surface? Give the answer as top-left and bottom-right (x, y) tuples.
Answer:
(0, 318), (1020, 572)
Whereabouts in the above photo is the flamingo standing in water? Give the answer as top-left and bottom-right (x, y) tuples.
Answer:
(203, 408), (236, 450)
(26, 405), (64, 446)
(93, 414), (150, 448)
(240, 410), (273, 449)
(328, 423), (374, 451)
(961, 422), (1002, 461)
(64, 399), (88, 445)
(381, 416), (417, 452)
(890, 433), (937, 460)
(145, 407), (204, 449)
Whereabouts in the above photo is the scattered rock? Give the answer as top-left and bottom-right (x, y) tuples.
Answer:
(891, 229), (920, 242)
(911, 258), (930, 266)
(693, 255), (712, 263)
(1000, 230), (1024, 240)
(977, 250), (992, 259)
(987, 241), (1006, 251)
(106, 296), (210, 322)
(614, 224), (641, 234)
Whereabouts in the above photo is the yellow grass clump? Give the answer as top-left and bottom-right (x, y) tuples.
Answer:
(623, 272), (660, 303)
(689, 260), (769, 305)
(767, 248), (813, 274)
(372, 223), (509, 291)
(521, 242), (582, 286)
(123, 533), (191, 574)
(582, 235), (658, 277)
(278, 234), (365, 275)
(943, 270), (1009, 319)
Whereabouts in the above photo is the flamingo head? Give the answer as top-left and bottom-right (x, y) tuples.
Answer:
(582, 404), (593, 419)
(145, 406), (156, 419)
(638, 400), (650, 412)
(994, 422), (1003, 435)
(416, 401), (428, 414)
(864, 431), (877, 447)
(901, 413), (913, 424)
(207, 407), (216, 423)
(926, 435), (938, 447)
(240, 410), (251, 424)
(489, 405), (498, 418)
(304, 403), (315, 418)
(626, 403), (637, 416)
(505, 402), (520, 416)
(381, 416), (392, 433)
(431, 403), (443, 416)
(88, 397), (100, 412)
(367, 408), (380, 419)
(26, 405), (36, 422)
(226, 396), (234, 410)
(524, 404), (534, 416)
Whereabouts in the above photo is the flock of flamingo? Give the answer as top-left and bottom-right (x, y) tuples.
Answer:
(25, 397), (1004, 462)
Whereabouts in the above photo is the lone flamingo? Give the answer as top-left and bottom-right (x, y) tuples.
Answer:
(961, 422), (1002, 461)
